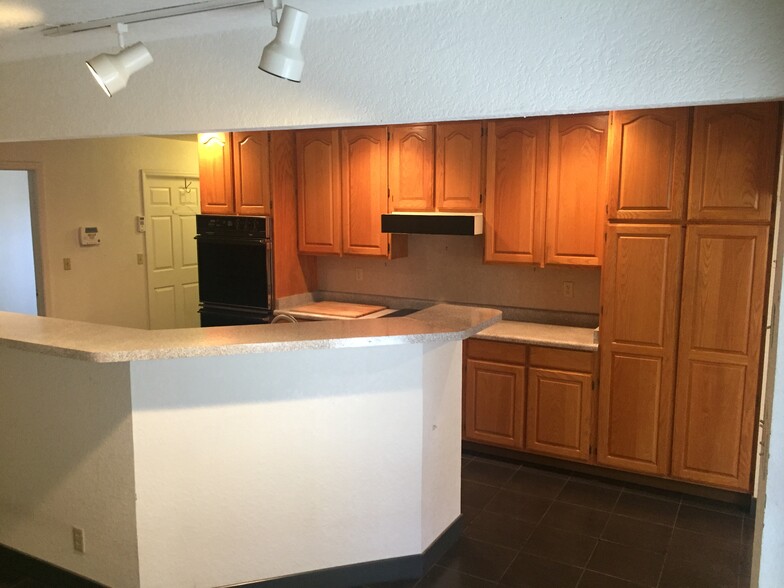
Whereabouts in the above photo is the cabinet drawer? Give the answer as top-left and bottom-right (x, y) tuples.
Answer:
(529, 346), (593, 373)
(465, 338), (525, 365)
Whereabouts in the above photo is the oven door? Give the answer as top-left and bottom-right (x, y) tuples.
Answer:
(196, 236), (272, 310)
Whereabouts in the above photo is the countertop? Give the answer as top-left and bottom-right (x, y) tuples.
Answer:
(0, 304), (501, 363)
(474, 320), (598, 351)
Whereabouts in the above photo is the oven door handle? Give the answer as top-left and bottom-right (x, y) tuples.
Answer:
(195, 235), (270, 246)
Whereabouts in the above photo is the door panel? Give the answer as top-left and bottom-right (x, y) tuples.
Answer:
(435, 122), (483, 211)
(198, 133), (233, 214)
(607, 108), (690, 221)
(672, 224), (769, 490)
(598, 224), (683, 475)
(233, 131), (271, 215)
(464, 359), (524, 449)
(296, 129), (341, 254)
(389, 125), (435, 211)
(484, 118), (548, 264)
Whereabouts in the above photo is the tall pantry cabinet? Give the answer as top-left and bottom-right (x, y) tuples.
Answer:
(599, 102), (780, 491)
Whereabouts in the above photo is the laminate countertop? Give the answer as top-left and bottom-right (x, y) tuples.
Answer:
(0, 304), (501, 363)
(474, 320), (599, 351)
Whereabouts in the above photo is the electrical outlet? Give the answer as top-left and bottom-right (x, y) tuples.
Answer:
(72, 527), (85, 553)
(137, 253), (144, 265)
(355, 268), (363, 282)
(63, 258), (72, 271)
(562, 281), (574, 298)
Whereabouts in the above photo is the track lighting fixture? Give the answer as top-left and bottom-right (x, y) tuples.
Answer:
(259, 0), (308, 82)
(85, 23), (153, 97)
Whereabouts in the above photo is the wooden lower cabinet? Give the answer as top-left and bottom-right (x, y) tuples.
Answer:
(464, 358), (525, 448)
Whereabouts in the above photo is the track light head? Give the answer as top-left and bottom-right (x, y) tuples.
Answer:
(259, 4), (308, 83)
(86, 41), (153, 97)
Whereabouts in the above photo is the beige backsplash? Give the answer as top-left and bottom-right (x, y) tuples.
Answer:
(316, 235), (601, 317)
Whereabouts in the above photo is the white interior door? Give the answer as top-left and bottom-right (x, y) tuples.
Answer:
(0, 170), (38, 315)
(142, 173), (200, 329)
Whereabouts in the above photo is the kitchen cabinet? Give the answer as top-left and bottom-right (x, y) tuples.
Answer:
(606, 108), (690, 222)
(484, 118), (548, 264)
(671, 224), (770, 491)
(463, 339), (525, 449)
(435, 121), (484, 212)
(687, 102), (779, 223)
(388, 124), (435, 211)
(341, 127), (390, 256)
(198, 132), (234, 214)
(232, 131), (271, 216)
(296, 128), (342, 255)
(597, 223), (683, 476)
(545, 114), (607, 266)
(525, 346), (595, 462)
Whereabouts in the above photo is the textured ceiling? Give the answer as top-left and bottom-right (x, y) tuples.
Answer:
(0, 0), (440, 61)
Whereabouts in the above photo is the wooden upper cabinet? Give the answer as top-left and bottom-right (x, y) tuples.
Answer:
(546, 114), (608, 266)
(435, 121), (483, 212)
(484, 118), (548, 265)
(688, 102), (780, 223)
(671, 225), (770, 491)
(598, 223), (683, 476)
(198, 132), (234, 214)
(232, 131), (271, 216)
(607, 108), (690, 222)
(341, 127), (389, 256)
(296, 129), (342, 255)
(389, 125), (435, 211)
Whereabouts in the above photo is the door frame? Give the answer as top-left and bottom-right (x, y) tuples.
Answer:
(140, 169), (200, 329)
(0, 160), (49, 316)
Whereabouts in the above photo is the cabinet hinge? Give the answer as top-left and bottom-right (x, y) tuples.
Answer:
(605, 204), (609, 214)
(387, 243), (390, 254)
(387, 130), (391, 141)
(600, 305), (603, 315)
(387, 187), (391, 200)
(480, 193), (483, 204)
(591, 379), (595, 391)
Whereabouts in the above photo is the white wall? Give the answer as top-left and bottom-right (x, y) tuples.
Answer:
(0, 0), (782, 142)
(0, 348), (139, 588)
(129, 343), (459, 587)
(0, 136), (198, 328)
(318, 235), (601, 317)
(0, 170), (37, 314)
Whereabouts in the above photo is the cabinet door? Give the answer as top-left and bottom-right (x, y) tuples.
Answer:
(389, 125), (435, 211)
(232, 131), (271, 216)
(198, 132), (234, 214)
(598, 224), (683, 475)
(671, 225), (769, 491)
(484, 118), (548, 265)
(341, 127), (389, 256)
(526, 368), (593, 462)
(546, 114), (608, 266)
(296, 129), (341, 255)
(688, 102), (779, 223)
(607, 108), (690, 221)
(464, 358), (524, 449)
(435, 121), (483, 212)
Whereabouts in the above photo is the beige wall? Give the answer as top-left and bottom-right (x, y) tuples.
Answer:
(317, 235), (601, 317)
(0, 136), (198, 328)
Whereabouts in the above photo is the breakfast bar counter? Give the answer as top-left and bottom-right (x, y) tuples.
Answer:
(0, 305), (500, 588)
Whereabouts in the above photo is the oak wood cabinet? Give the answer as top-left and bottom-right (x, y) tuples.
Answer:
(597, 224), (684, 476)
(687, 102), (779, 223)
(232, 131), (271, 216)
(435, 121), (484, 212)
(545, 114), (607, 266)
(341, 127), (389, 256)
(525, 346), (595, 462)
(198, 132), (235, 214)
(463, 339), (525, 449)
(296, 129), (342, 255)
(484, 118), (548, 264)
(388, 125), (435, 212)
(607, 108), (690, 222)
(671, 224), (770, 491)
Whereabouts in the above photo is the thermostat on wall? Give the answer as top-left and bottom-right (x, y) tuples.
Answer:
(79, 226), (101, 246)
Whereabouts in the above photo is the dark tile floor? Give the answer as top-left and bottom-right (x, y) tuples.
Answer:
(0, 452), (756, 588)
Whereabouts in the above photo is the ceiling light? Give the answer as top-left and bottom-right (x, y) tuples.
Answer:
(259, 1), (308, 83)
(85, 23), (152, 97)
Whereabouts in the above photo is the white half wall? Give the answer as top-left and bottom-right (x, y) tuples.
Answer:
(0, 348), (139, 588)
(0, 0), (782, 142)
(128, 343), (460, 588)
(0, 170), (37, 314)
(0, 136), (198, 328)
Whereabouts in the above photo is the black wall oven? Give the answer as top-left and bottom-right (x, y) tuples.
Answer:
(196, 215), (273, 327)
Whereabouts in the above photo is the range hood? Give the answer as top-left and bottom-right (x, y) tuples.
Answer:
(381, 212), (483, 236)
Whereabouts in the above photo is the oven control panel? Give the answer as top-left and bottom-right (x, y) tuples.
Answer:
(196, 215), (271, 239)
